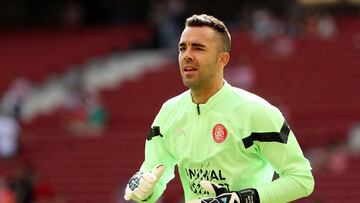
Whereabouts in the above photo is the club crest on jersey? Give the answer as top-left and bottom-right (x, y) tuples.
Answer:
(212, 124), (228, 143)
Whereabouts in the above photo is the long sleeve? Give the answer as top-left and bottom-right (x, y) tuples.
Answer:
(138, 105), (177, 203)
(251, 105), (314, 203)
(256, 130), (314, 202)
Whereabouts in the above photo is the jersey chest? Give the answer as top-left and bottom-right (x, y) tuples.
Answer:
(162, 110), (268, 198)
(164, 110), (251, 162)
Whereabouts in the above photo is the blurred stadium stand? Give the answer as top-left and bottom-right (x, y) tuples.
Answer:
(0, 25), (152, 93)
(0, 1), (360, 203)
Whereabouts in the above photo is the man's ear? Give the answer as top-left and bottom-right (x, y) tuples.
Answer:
(219, 52), (230, 69)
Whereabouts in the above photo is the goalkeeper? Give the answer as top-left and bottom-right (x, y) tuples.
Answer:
(124, 14), (314, 203)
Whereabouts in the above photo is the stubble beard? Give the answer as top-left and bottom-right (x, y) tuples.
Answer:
(181, 74), (202, 90)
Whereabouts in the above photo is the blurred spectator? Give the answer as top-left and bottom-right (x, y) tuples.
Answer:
(63, 88), (107, 136)
(150, 0), (186, 57)
(1, 78), (31, 119)
(86, 92), (107, 135)
(63, 87), (88, 136)
(250, 8), (295, 58)
(304, 10), (337, 40)
(303, 10), (319, 38)
(347, 122), (360, 155)
(8, 162), (34, 203)
(251, 8), (282, 43)
(316, 13), (336, 39)
(325, 141), (348, 174)
(62, 69), (84, 112)
(0, 108), (21, 159)
(285, 2), (304, 37)
(0, 177), (16, 203)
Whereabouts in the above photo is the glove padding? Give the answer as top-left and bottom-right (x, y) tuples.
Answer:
(186, 181), (259, 203)
(124, 164), (165, 202)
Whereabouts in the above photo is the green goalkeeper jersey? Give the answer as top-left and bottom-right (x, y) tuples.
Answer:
(140, 81), (314, 203)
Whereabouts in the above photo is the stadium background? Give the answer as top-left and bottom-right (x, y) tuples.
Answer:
(0, 0), (359, 202)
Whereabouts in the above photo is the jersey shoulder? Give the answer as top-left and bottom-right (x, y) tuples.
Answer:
(163, 90), (189, 108)
(228, 86), (285, 132)
(156, 90), (190, 117)
(228, 86), (278, 113)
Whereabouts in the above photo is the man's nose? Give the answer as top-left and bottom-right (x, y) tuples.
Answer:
(183, 49), (193, 61)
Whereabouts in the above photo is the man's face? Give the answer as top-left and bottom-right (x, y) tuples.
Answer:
(178, 26), (226, 90)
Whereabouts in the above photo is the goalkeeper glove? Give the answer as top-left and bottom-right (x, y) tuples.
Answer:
(187, 180), (260, 203)
(124, 164), (165, 202)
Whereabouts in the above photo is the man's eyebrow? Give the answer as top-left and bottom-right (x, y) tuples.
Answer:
(178, 42), (206, 48)
(178, 42), (186, 47)
(191, 43), (206, 48)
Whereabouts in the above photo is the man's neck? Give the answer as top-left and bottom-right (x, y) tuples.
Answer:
(191, 80), (224, 104)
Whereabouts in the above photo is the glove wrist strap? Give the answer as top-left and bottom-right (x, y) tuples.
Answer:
(237, 188), (260, 203)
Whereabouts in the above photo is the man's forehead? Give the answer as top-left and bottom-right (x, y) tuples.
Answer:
(179, 26), (218, 44)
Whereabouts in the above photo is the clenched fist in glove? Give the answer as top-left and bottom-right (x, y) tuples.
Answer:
(187, 181), (259, 203)
(124, 164), (165, 202)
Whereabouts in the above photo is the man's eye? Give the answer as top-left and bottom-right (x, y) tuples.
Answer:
(179, 47), (186, 51)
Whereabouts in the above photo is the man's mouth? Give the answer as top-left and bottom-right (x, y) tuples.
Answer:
(184, 65), (197, 72)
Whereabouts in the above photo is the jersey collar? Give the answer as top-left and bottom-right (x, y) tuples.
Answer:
(188, 80), (232, 113)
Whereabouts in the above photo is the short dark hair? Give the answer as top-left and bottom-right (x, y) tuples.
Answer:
(185, 14), (231, 52)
